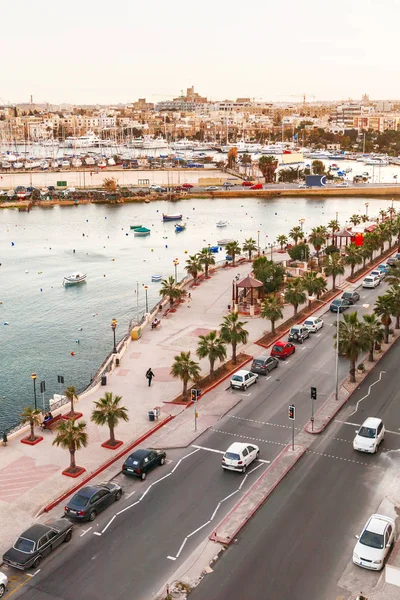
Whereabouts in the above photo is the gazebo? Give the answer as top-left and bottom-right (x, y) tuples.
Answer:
(332, 229), (355, 248)
(232, 275), (265, 316)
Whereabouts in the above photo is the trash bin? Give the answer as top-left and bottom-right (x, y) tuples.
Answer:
(148, 411), (155, 422)
(116, 358), (120, 366)
(101, 375), (107, 386)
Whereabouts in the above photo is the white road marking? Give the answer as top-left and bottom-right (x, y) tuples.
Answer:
(266, 376), (271, 380)
(93, 532), (102, 536)
(101, 515), (116, 534)
(175, 537), (188, 558)
(187, 520), (211, 538)
(125, 490), (136, 499)
(301, 347), (307, 351)
(171, 448), (200, 473)
(211, 428), (287, 447)
(80, 527), (92, 537)
(286, 360), (291, 364)
(348, 371), (386, 417)
(192, 444), (225, 454)
(228, 414), (301, 431)
(336, 420), (400, 437)
(167, 556), (176, 561)
(27, 570), (41, 577)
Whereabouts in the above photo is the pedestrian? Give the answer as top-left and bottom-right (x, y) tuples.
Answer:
(146, 368), (155, 387)
(2, 431), (7, 446)
(187, 292), (191, 308)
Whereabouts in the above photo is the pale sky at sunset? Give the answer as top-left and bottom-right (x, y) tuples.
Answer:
(2, 0), (399, 105)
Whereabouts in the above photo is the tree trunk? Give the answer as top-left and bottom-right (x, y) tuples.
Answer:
(109, 423), (116, 445)
(70, 398), (74, 413)
(29, 420), (35, 442)
(169, 296), (174, 307)
(396, 314), (400, 329)
(210, 359), (215, 377)
(205, 264), (209, 278)
(350, 359), (356, 383)
(369, 344), (374, 362)
(351, 265), (355, 277)
(182, 378), (188, 400)
(271, 320), (276, 335)
(69, 446), (76, 471)
(385, 324), (389, 344)
(232, 253), (236, 266)
(232, 342), (237, 364)
(332, 275), (336, 290)
(294, 304), (298, 316)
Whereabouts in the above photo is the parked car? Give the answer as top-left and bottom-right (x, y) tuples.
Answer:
(303, 316), (324, 332)
(288, 325), (310, 344)
(330, 298), (351, 312)
(250, 183), (263, 190)
(206, 186), (219, 191)
(0, 572), (7, 597)
(395, 253), (400, 261)
(336, 181), (349, 187)
(242, 181), (253, 187)
(250, 355), (279, 375)
(270, 341), (296, 359)
(353, 417), (385, 454)
(362, 275), (380, 288)
(377, 263), (389, 274)
(64, 482), (122, 521)
(122, 448), (166, 480)
(222, 442), (259, 473)
(182, 183), (193, 189)
(341, 290), (360, 304)
(386, 257), (398, 267)
(2, 520), (73, 570)
(230, 369), (258, 390)
(298, 183), (308, 189)
(370, 269), (384, 280)
(353, 513), (395, 570)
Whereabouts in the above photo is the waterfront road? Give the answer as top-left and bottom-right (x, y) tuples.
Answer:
(5, 278), (391, 600)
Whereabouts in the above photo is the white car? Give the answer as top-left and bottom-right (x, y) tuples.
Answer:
(0, 572), (8, 598)
(370, 269), (384, 280)
(336, 181), (349, 187)
(303, 316), (324, 332)
(362, 275), (380, 288)
(230, 369), (258, 390)
(222, 442), (260, 473)
(353, 417), (385, 453)
(353, 514), (395, 570)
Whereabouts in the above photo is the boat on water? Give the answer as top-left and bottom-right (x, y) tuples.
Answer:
(151, 274), (163, 282)
(63, 272), (87, 286)
(130, 224), (142, 230)
(133, 227), (151, 236)
(175, 223), (186, 232)
(217, 238), (234, 246)
(163, 214), (182, 222)
(216, 220), (228, 227)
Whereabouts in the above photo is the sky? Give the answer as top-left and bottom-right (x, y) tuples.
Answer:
(1, 0), (400, 105)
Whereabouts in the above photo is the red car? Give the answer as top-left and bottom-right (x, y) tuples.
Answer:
(270, 341), (296, 359)
(182, 183), (193, 189)
(242, 181), (253, 187)
(250, 183), (263, 190)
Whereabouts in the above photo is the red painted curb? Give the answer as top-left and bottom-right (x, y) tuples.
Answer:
(43, 414), (174, 513)
(101, 440), (123, 450)
(62, 467), (86, 478)
(21, 436), (43, 446)
(209, 444), (306, 545)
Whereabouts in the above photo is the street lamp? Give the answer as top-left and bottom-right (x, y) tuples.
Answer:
(365, 202), (369, 218)
(111, 318), (117, 354)
(299, 218), (305, 231)
(143, 285), (149, 313)
(31, 373), (37, 410)
(173, 258), (179, 283)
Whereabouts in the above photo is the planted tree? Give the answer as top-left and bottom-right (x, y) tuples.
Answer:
(287, 242), (310, 262)
(21, 407), (42, 442)
(252, 256), (285, 293)
(335, 312), (369, 383)
(284, 278), (307, 316)
(349, 214), (362, 226)
(171, 351), (201, 401)
(324, 253), (345, 290)
(196, 331), (227, 377)
(374, 295), (393, 343)
(362, 314), (384, 362)
(258, 156), (278, 184)
(91, 392), (129, 447)
(327, 219), (340, 239)
(261, 296), (283, 335)
(344, 243), (362, 277)
(185, 254), (203, 283)
(52, 419), (88, 475)
(302, 271), (327, 306)
(289, 226), (303, 246)
(225, 241), (241, 266)
(227, 147), (238, 169)
(65, 386), (79, 417)
(219, 312), (248, 363)
(308, 226), (328, 265)
(198, 248), (216, 278)
(277, 234), (288, 251)
(384, 284), (400, 329)
(242, 238), (258, 260)
(160, 276), (182, 306)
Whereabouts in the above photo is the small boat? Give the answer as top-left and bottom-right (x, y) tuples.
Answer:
(130, 224), (142, 230)
(217, 238), (234, 246)
(175, 223), (186, 232)
(63, 272), (87, 286)
(162, 213), (182, 221)
(133, 227), (150, 236)
(151, 274), (163, 282)
(216, 220), (228, 227)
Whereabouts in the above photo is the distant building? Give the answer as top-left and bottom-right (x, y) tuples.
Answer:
(330, 103), (372, 129)
(354, 113), (400, 132)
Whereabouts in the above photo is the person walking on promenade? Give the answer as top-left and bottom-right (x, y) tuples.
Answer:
(146, 368), (155, 387)
(187, 292), (191, 308)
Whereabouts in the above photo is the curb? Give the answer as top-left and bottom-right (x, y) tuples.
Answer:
(209, 444), (306, 545)
(42, 415), (174, 513)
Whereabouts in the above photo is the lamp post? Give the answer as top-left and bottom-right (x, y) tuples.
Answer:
(144, 285), (149, 313)
(111, 318), (117, 354)
(31, 373), (37, 410)
(173, 258), (179, 283)
(365, 202), (369, 218)
(299, 218), (305, 231)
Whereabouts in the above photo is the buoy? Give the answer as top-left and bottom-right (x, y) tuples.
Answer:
(86, 219), (88, 222)
(40, 288), (43, 292)
(11, 242), (14, 246)
(151, 249), (154, 252)
(78, 327), (83, 331)
(165, 245), (168, 248)
(184, 250), (188, 253)
(4, 322), (9, 325)
(76, 339), (80, 344)
(73, 249), (75, 253)
(38, 271), (42, 274)
(104, 274), (106, 277)
(71, 351), (75, 356)
(25, 270), (28, 274)
(125, 233), (129, 236)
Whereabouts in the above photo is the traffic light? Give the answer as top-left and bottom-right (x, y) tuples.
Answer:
(288, 404), (295, 420)
(191, 389), (197, 401)
(311, 387), (317, 400)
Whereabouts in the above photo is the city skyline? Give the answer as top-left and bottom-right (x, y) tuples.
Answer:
(2, 0), (400, 105)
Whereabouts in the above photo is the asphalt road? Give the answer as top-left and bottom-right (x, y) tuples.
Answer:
(4, 277), (391, 600)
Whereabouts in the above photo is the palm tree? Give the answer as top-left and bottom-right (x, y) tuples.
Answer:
(277, 234), (288, 251)
(65, 386), (79, 416)
(227, 146), (238, 169)
(335, 312), (369, 383)
(386, 265), (400, 286)
(362, 313), (384, 362)
(379, 208), (387, 221)
(242, 238), (258, 260)
(302, 271), (327, 306)
(170, 351), (201, 401)
(91, 392), (129, 447)
(376, 222), (390, 254)
(219, 312), (249, 363)
(308, 226), (327, 265)
(21, 406), (42, 442)
(284, 278), (307, 316)
(349, 214), (362, 226)
(360, 243), (373, 270)
(258, 155), (278, 184)
(289, 226), (303, 246)
(198, 248), (215, 278)
(384, 284), (400, 329)
(374, 295), (393, 343)
(344, 243), (362, 277)
(196, 330), (227, 377)
(52, 418), (88, 474)
(328, 219), (340, 241)
(225, 241), (241, 266)
(160, 276), (182, 306)
(185, 254), (203, 283)
(324, 253), (345, 290)
(261, 296), (283, 335)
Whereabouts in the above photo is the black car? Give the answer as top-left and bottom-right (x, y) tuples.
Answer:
(122, 448), (166, 480)
(251, 356), (279, 375)
(341, 290), (360, 304)
(2, 519), (73, 570)
(64, 482), (122, 522)
(288, 325), (310, 344)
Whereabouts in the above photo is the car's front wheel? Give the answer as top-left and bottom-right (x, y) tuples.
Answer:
(32, 555), (42, 569)
(256, 450), (260, 459)
(115, 490), (122, 501)
(89, 510), (97, 522)
(0, 584), (5, 598)
(64, 530), (72, 543)
(159, 456), (166, 465)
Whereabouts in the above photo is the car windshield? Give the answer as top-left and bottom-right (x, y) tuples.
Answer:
(14, 537), (35, 553)
(231, 375), (243, 381)
(70, 493), (90, 507)
(290, 328), (300, 333)
(342, 293), (351, 299)
(304, 320), (314, 326)
(272, 346), (282, 353)
(364, 278), (372, 283)
(253, 360), (264, 366)
(358, 426), (376, 439)
(332, 300), (341, 305)
(225, 452), (240, 461)
(360, 530), (384, 549)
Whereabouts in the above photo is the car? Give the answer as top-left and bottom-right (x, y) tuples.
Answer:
(0, 572), (7, 597)
(122, 448), (166, 480)
(370, 269), (384, 280)
(362, 275), (380, 288)
(230, 369), (258, 390)
(250, 183), (263, 190)
(330, 298), (351, 312)
(182, 183), (193, 189)
(242, 181), (253, 187)
(377, 263), (389, 273)
(303, 316), (324, 332)
(2, 520), (73, 571)
(288, 325), (310, 344)
(336, 181), (349, 187)
(270, 341), (296, 359)
(298, 183), (308, 189)
(222, 442), (260, 473)
(353, 513), (395, 570)
(206, 186), (219, 191)
(386, 257), (398, 267)
(341, 290), (360, 304)
(395, 253), (400, 261)
(250, 355), (279, 375)
(149, 185), (166, 192)
(64, 482), (122, 521)
(353, 417), (385, 453)
(0, 190), (7, 197)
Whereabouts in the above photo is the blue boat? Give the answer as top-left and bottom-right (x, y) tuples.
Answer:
(175, 223), (186, 233)
(163, 213), (182, 222)
(151, 274), (163, 282)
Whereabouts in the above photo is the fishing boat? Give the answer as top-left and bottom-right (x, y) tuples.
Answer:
(151, 274), (163, 282)
(175, 223), (186, 232)
(130, 224), (142, 230)
(162, 213), (182, 222)
(216, 220), (228, 227)
(217, 238), (234, 246)
(133, 227), (151, 236)
(63, 272), (87, 286)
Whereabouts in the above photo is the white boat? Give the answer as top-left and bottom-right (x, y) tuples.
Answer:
(98, 160), (107, 169)
(63, 272), (87, 286)
(62, 131), (103, 148)
(13, 162), (24, 169)
(216, 220), (228, 227)
(108, 157), (116, 166)
(172, 139), (194, 151)
(151, 274), (163, 282)
(217, 238), (234, 245)
(85, 157), (96, 166)
(61, 160), (70, 168)
(72, 158), (82, 168)
(142, 136), (169, 150)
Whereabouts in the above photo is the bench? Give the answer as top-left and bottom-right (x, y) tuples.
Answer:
(41, 414), (63, 431)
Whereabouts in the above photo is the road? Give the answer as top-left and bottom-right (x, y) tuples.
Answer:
(3, 277), (392, 600)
